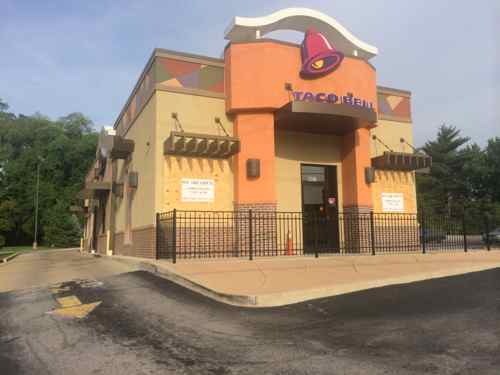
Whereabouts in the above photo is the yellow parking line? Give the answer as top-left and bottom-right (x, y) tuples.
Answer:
(52, 301), (102, 319)
(48, 285), (102, 319)
(56, 295), (82, 308)
(49, 285), (71, 294)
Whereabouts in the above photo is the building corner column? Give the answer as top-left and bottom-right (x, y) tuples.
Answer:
(341, 126), (373, 252)
(233, 112), (277, 256)
(105, 159), (117, 256)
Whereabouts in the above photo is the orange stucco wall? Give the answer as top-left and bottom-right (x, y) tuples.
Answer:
(225, 41), (377, 113)
(225, 40), (377, 208)
(341, 127), (373, 209)
(233, 113), (276, 204)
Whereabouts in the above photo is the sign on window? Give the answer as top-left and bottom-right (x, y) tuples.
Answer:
(381, 193), (404, 213)
(181, 179), (215, 202)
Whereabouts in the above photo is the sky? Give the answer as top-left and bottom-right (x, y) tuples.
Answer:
(1, 0), (499, 147)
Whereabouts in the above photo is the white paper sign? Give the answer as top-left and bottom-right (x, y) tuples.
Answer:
(181, 179), (214, 202)
(381, 193), (404, 212)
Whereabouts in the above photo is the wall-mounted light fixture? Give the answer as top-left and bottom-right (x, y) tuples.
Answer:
(246, 159), (260, 178)
(365, 167), (375, 184)
(112, 183), (124, 198)
(128, 171), (139, 189)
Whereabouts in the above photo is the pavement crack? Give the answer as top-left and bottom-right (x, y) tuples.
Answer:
(24, 337), (52, 375)
(257, 267), (267, 288)
(49, 316), (75, 349)
(1, 336), (20, 344)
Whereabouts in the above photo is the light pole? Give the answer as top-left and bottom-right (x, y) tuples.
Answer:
(33, 157), (44, 250)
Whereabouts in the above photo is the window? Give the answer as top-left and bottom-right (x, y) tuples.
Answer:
(301, 165), (325, 182)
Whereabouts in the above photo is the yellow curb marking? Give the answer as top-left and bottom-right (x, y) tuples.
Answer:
(56, 295), (82, 308)
(49, 285), (71, 294)
(51, 301), (102, 319)
(48, 284), (102, 319)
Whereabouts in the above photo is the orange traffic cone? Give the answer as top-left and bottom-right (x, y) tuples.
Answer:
(287, 230), (293, 256)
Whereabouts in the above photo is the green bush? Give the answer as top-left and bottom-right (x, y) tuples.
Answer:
(43, 202), (82, 248)
(0, 235), (5, 249)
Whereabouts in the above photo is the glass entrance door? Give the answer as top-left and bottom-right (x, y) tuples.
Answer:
(301, 165), (340, 253)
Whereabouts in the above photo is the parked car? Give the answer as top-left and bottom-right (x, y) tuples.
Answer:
(421, 228), (447, 243)
(482, 228), (500, 244)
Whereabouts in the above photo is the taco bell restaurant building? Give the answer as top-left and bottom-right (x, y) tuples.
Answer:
(80, 8), (431, 259)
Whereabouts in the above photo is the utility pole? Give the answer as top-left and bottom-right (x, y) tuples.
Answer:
(33, 158), (43, 250)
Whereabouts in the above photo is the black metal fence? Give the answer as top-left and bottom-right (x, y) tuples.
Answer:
(156, 209), (500, 263)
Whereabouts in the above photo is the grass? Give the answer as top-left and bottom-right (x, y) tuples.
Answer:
(0, 246), (62, 254)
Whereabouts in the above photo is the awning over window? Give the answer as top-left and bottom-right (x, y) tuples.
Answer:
(77, 181), (112, 199)
(99, 132), (135, 159)
(164, 131), (240, 159)
(275, 101), (377, 135)
(371, 151), (432, 171)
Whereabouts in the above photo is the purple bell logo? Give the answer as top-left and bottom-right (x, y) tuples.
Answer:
(300, 28), (344, 78)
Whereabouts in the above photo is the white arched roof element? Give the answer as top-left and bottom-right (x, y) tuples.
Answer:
(225, 8), (378, 60)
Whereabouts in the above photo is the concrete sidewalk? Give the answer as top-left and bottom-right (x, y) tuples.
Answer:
(0, 249), (133, 293)
(110, 250), (500, 307)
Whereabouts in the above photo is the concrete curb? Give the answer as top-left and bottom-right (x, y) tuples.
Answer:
(253, 264), (500, 307)
(144, 262), (258, 307)
(103, 255), (258, 306)
(1, 252), (20, 264)
(46, 247), (81, 253)
(101, 253), (500, 308)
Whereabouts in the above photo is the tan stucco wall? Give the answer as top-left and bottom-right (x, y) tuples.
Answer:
(370, 118), (417, 213)
(155, 91), (234, 212)
(370, 119), (414, 157)
(371, 170), (417, 213)
(114, 94), (157, 230)
(162, 157), (234, 211)
(275, 130), (343, 212)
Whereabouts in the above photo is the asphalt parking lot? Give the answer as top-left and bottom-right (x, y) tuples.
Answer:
(1, 253), (499, 374)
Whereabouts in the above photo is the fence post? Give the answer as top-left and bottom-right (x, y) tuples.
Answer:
(485, 214), (491, 251)
(462, 208), (468, 253)
(421, 206), (426, 254)
(249, 209), (253, 261)
(172, 209), (177, 264)
(314, 214), (319, 258)
(370, 211), (376, 256)
(155, 213), (160, 260)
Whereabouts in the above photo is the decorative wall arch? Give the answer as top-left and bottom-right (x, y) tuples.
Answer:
(225, 7), (378, 60)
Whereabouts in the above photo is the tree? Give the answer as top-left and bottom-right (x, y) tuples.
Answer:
(43, 201), (81, 247)
(0, 98), (8, 112)
(485, 138), (500, 202)
(0, 200), (16, 248)
(417, 125), (471, 214)
(59, 113), (94, 137)
(0, 99), (98, 247)
(417, 126), (500, 230)
(0, 98), (14, 122)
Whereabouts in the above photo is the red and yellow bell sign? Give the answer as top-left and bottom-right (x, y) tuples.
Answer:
(300, 28), (344, 78)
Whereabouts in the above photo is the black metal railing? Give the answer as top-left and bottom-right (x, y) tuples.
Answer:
(156, 209), (499, 263)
